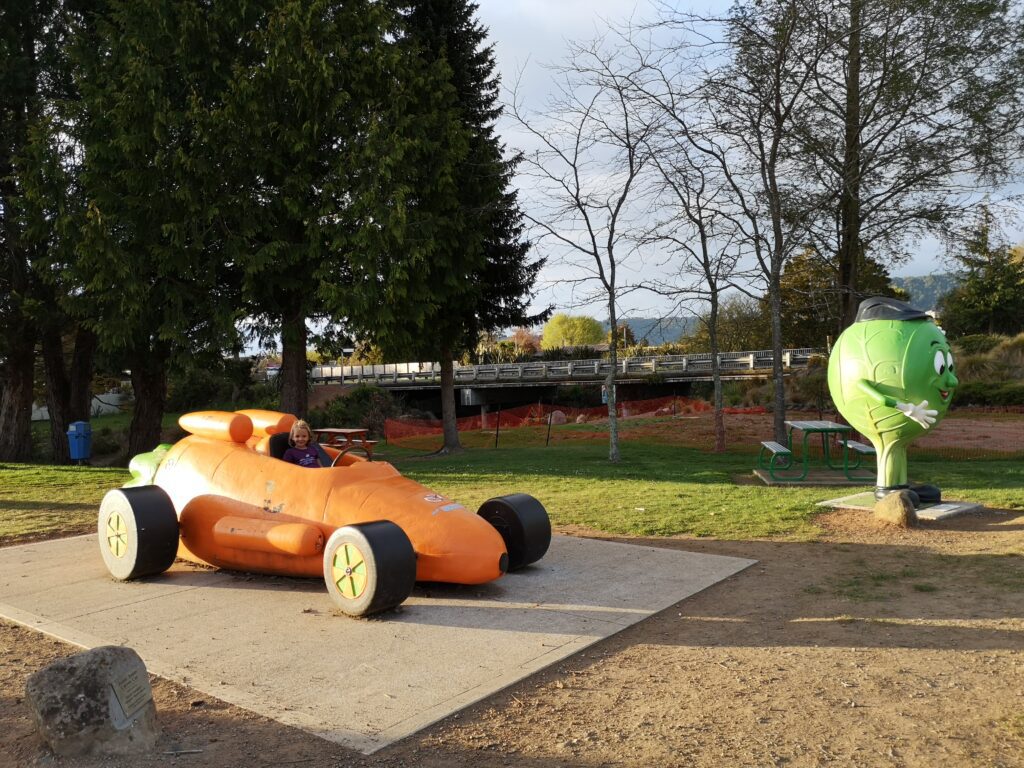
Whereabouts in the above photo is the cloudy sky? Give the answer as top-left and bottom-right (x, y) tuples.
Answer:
(473, 0), (1024, 320)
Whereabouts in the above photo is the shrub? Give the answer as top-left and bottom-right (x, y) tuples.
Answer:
(476, 342), (536, 365)
(91, 433), (122, 456)
(558, 385), (602, 408)
(539, 346), (600, 362)
(307, 385), (399, 438)
(721, 382), (746, 407)
(238, 383), (280, 411)
(954, 353), (1002, 381)
(990, 333), (1024, 377)
(650, 342), (690, 356)
(166, 367), (225, 411)
(787, 355), (834, 411)
(953, 333), (1005, 355)
(167, 357), (261, 411)
(992, 382), (1024, 406)
(953, 380), (1024, 407)
(615, 343), (653, 358)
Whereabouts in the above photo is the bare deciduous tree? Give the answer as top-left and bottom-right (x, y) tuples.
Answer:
(797, 0), (1024, 328)
(627, 0), (829, 441)
(643, 127), (748, 452)
(510, 40), (656, 461)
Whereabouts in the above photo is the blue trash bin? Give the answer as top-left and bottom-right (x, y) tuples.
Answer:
(67, 421), (93, 463)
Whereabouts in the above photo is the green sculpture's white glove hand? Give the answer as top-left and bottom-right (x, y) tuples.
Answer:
(895, 400), (938, 428)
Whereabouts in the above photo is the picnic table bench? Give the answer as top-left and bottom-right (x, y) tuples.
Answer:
(837, 438), (875, 479)
(757, 440), (795, 479)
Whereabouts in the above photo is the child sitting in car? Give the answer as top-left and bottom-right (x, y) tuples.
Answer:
(282, 420), (322, 468)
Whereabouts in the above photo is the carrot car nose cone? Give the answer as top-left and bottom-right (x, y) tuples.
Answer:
(411, 511), (508, 584)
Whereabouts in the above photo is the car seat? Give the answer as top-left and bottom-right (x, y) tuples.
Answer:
(268, 432), (291, 460)
(268, 431), (332, 466)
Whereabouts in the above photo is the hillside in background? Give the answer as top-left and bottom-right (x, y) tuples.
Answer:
(604, 317), (697, 345)
(892, 274), (959, 311)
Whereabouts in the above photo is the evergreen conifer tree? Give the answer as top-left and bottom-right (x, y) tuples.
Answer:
(395, 0), (548, 452)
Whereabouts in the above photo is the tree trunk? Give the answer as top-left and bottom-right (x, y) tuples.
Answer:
(606, 301), (620, 462)
(708, 297), (726, 453)
(41, 325), (97, 464)
(770, 271), (787, 443)
(128, 347), (167, 457)
(280, 311), (308, 418)
(837, 0), (862, 331)
(0, 1), (38, 462)
(439, 344), (463, 454)
(0, 328), (36, 462)
(41, 326), (72, 464)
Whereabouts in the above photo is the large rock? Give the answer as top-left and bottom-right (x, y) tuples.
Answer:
(873, 491), (918, 528)
(24, 646), (159, 757)
(550, 410), (567, 426)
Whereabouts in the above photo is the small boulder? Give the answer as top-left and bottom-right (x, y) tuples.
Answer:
(575, 414), (588, 424)
(25, 646), (159, 757)
(873, 491), (918, 528)
(550, 410), (567, 426)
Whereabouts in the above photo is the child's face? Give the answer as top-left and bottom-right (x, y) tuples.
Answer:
(293, 429), (311, 448)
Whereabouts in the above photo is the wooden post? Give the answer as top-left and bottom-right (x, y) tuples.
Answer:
(545, 412), (553, 447)
(494, 406), (501, 449)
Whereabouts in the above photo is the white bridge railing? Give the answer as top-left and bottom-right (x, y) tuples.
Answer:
(309, 348), (824, 387)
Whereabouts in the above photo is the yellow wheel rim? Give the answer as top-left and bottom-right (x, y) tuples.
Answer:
(331, 542), (367, 600)
(106, 512), (128, 558)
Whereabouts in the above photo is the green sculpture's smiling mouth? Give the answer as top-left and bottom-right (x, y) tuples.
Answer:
(939, 389), (950, 401)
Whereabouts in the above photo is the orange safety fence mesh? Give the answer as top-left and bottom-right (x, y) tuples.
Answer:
(385, 395), (767, 448)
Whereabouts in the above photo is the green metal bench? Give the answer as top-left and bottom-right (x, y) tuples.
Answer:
(758, 440), (805, 481)
(839, 439), (875, 480)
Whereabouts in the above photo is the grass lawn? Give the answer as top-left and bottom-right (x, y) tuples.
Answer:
(0, 463), (129, 544)
(3, 440), (1023, 545)
(391, 443), (1024, 539)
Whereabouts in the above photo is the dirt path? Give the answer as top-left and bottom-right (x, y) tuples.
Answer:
(3, 507), (1023, 768)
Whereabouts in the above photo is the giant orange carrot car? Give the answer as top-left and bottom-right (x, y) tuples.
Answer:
(97, 409), (550, 616)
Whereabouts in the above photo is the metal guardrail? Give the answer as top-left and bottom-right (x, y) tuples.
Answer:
(309, 348), (824, 388)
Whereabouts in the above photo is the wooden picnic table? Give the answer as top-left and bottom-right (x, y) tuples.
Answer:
(313, 428), (376, 461)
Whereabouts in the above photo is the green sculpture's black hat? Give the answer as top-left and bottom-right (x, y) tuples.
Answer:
(855, 296), (930, 322)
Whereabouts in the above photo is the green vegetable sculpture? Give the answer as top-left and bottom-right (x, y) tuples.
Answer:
(827, 297), (959, 506)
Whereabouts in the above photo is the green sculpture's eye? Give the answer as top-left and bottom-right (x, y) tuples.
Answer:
(933, 350), (945, 375)
(946, 350), (954, 372)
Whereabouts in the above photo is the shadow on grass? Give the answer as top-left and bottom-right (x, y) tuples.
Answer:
(0, 500), (97, 512)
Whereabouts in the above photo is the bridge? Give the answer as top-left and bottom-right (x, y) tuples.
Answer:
(310, 348), (824, 391)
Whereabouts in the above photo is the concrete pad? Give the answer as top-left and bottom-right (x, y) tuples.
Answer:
(752, 469), (871, 487)
(816, 491), (982, 520)
(0, 535), (753, 754)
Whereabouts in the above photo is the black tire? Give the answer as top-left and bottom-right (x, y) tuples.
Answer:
(477, 494), (551, 571)
(322, 521), (416, 617)
(98, 486), (179, 581)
